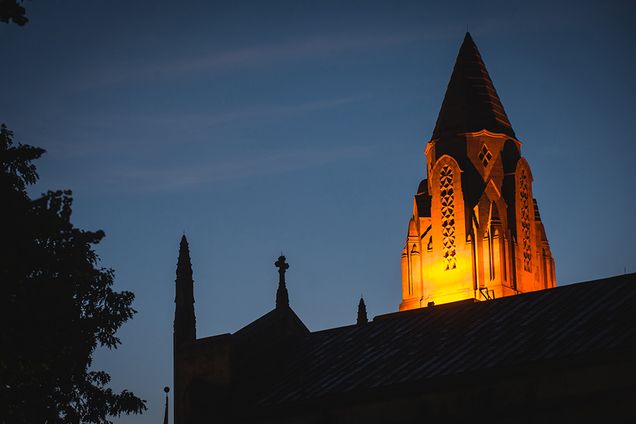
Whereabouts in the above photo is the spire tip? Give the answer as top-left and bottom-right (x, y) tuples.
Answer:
(357, 296), (368, 325)
(275, 255), (290, 309)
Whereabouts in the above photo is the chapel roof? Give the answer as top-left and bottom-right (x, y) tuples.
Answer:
(251, 273), (636, 409)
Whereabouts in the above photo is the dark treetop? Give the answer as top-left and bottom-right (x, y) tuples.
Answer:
(0, 124), (145, 423)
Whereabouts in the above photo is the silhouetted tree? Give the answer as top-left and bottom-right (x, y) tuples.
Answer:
(0, 0), (28, 26)
(0, 124), (146, 423)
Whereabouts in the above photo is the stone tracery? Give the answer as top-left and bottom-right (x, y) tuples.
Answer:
(440, 165), (457, 270)
(519, 168), (532, 272)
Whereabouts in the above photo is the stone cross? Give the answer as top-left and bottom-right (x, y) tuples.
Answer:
(275, 255), (290, 308)
(275, 255), (289, 283)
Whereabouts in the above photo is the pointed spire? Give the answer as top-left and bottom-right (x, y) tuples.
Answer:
(174, 234), (196, 345)
(177, 235), (193, 282)
(163, 386), (170, 424)
(357, 296), (368, 325)
(275, 255), (289, 309)
(432, 32), (515, 139)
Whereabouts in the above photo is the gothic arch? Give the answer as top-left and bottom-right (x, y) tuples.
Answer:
(431, 155), (464, 271)
(501, 138), (521, 174)
(514, 158), (536, 274)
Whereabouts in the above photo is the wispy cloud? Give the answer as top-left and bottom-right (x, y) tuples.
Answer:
(111, 145), (372, 192)
(72, 30), (449, 90)
(42, 94), (371, 161)
(135, 94), (371, 130)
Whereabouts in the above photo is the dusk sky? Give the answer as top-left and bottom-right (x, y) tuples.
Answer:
(2, 1), (635, 422)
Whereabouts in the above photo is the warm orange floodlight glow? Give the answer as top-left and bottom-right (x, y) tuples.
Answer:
(399, 33), (556, 310)
(399, 131), (556, 311)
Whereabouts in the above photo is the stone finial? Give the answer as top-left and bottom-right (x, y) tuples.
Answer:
(275, 255), (289, 309)
(163, 386), (170, 424)
(357, 296), (368, 325)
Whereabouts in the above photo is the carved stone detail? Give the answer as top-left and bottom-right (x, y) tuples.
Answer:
(519, 169), (532, 272)
(440, 165), (457, 270)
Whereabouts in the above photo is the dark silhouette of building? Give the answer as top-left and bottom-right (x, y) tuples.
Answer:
(172, 34), (636, 423)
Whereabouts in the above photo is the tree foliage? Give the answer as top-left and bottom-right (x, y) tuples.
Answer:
(0, 124), (146, 423)
(0, 0), (28, 26)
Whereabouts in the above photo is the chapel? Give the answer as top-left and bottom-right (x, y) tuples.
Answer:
(171, 34), (636, 423)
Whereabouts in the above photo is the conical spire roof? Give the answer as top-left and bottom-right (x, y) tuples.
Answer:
(432, 33), (515, 139)
(177, 235), (192, 280)
(357, 297), (368, 325)
(174, 234), (196, 343)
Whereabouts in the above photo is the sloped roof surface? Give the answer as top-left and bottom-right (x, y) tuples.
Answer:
(432, 33), (515, 139)
(415, 192), (432, 218)
(234, 307), (309, 339)
(255, 274), (636, 407)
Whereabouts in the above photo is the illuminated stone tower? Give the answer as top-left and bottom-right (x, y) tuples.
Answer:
(400, 33), (556, 310)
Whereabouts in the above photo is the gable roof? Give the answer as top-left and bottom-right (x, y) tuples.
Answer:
(251, 273), (636, 409)
(233, 305), (310, 346)
(432, 33), (515, 139)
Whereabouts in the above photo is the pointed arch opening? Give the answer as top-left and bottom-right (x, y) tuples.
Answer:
(440, 164), (457, 271)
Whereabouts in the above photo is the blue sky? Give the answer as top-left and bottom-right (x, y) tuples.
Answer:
(2, 1), (635, 422)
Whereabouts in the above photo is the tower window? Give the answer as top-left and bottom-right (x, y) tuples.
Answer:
(478, 144), (493, 167)
(440, 165), (457, 270)
(520, 169), (532, 272)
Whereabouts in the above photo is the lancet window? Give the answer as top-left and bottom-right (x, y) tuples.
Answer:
(440, 165), (457, 270)
(520, 169), (532, 272)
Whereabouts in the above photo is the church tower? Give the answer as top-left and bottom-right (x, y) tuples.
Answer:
(400, 33), (556, 310)
(173, 234), (196, 424)
(174, 234), (196, 346)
